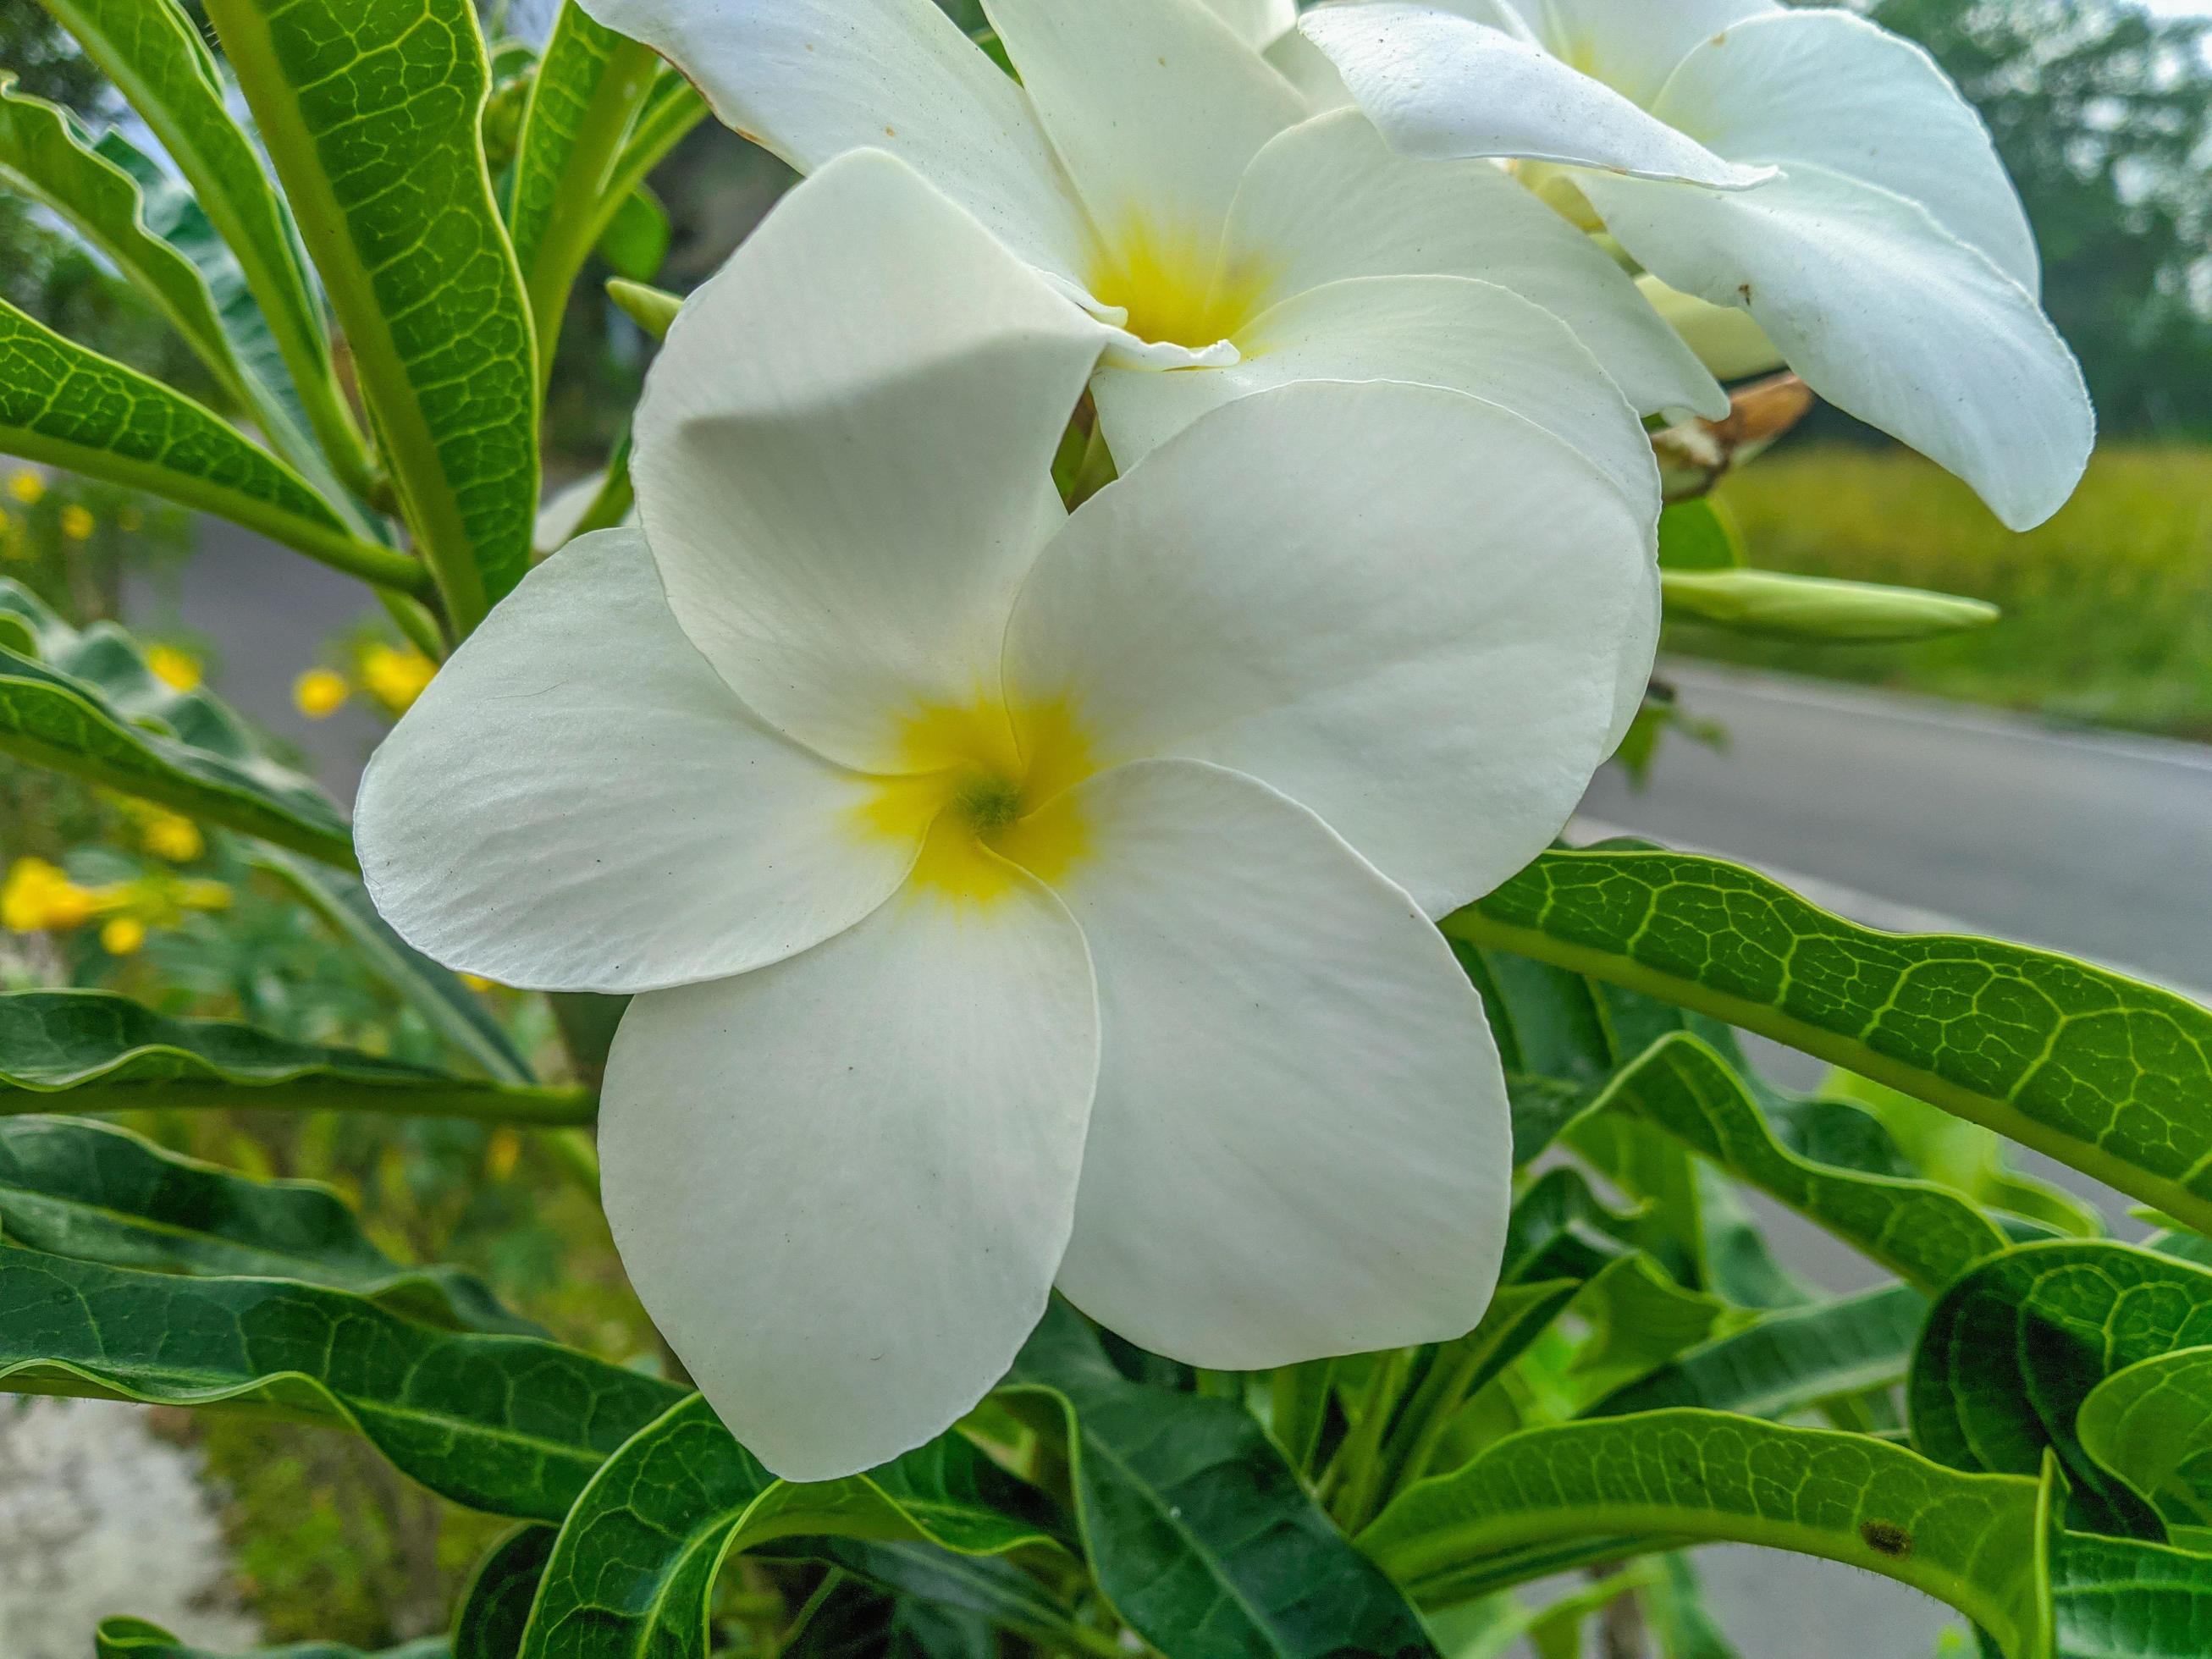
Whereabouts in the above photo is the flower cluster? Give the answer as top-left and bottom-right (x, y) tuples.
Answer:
(360, 0), (2090, 1480)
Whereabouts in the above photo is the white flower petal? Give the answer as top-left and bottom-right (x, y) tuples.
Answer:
(575, 0), (1089, 278)
(980, 0), (1308, 261)
(1301, 3), (1773, 189)
(1092, 273), (1661, 511)
(356, 532), (911, 995)
(1217, 109), (1725, 418)
(1654, 10), (2039, 296)
(1637, 275), (1785, 383)
(1584, 163), (2093, 532)
(632, 152), (1110, 772)
(1007, 382), (1654, 919)
(1200, 0), (1299, 50)
(1266, 28), (1354, 111)
(1520, 0), (1781, 107)
(601, 875), (1099, 1483)
(1043, 759), (1510, 1369)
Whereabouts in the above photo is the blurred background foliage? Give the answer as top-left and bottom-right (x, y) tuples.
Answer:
(0, 0), (2206, 1645)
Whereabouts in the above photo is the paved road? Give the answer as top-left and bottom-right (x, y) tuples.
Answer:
(1585, 659), (2212, 999)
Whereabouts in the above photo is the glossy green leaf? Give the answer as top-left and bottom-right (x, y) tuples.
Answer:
(1824, 1069), (2104, 1238)
(0, 302), (418, 592)
(1657, 497), (1743, 571)
(781, 1584), (995, 1659)
(2076, 1347), (2212, 1535)
(2050, 1530), (2212, 1658)
(0, 1243), (683, 1518)
(0, 576), (358, 864)
(507, 3), (659, 367)
(801, 1540), (1098, 1654)
(1663, 570), (2000, 642)
(596, 185), (670, 283)
(1586, 1033), (2009, 1292)
(97, 1618), (448, 1659)
(1593, 1283), (1927, 1421)
(1910, 1242), (2212, 1536)
(454, 1525), (558, 1659)
(1361, 1413), (2048, 1658)
(0, 990), (593, 1125)
(254, 852), (532, 1084)
(204, 0), (539, 631)
(36, 0), (372, 492)
(516, 1394), (1062, 1659)
(1002, 1301), (1439, 1659)
(0, 80), (249, 407)
(0, 1114), (536, 1333)
(1447, 846), (2212, 1237)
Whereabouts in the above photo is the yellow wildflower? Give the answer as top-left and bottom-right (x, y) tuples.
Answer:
(118, 509), (144, 533)
(8, 471), (44, 506)
(358, 644), (437, 714)
(0, 515), (28, 562)
(294, 668), (350, 719)
(179, 878), (233, 914)
(486, 1128), (523, 1182)
(100, 917), (147, 956)
(140, 809), (205, 863)
(59, 504), (95, 542)
(2, 858), (99, 932)
(146, 645), (203, 692)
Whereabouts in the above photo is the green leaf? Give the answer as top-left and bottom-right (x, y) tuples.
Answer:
(2077, 1348), (2212, 1535)
(603, 67), (709, 223)
(1909, 1242), (2212, 1536)
(0, 990), (593, 1125)
(516, 1394), (1062, 1659)
(1003, 1300), (1443, 1659)
(0, 1242), (682, 1518)
(0, 301), (421, 592)
(0, 1114), (537, 1333)
(204, 0), (540, 631)
(37, 0), (372, 493)
(802, 1540), (1099, 1654)
(2050, 1530), (2212, 1658)
(1663, 570), (2000, 642)
(454, 1525), (558, 1659)
(1657, 498), (1744, 571)
(1593, 1283), (1927, 1421)
(97, 1618), (450, 1659)
(1446, 845), (2212, 1237)
(253, 852), (533, 1084)
(506, 3), (659, 370)
(0, 577), (362, 863)
(1586, 1033), (2010, 1292)
(596, 185), (671, 283)
(0, 80), (251, 410)
(1644, 1553), (1745, 1659)
(1360, 1413), (2048, 1659)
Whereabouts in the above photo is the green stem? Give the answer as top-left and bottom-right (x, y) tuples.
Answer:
(1064, 422), (1117, 510)
(2, 1082), (598, 1125)
(767, 1568), (843, 1659)
(1325, 1348), (1419, 1529)
(1270, 1358), (1335, 1476)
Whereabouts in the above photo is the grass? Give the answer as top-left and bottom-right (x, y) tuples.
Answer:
(1677, 442), (2212, 741)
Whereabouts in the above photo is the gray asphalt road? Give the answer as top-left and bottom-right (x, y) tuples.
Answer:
(1585, 660), (2212, 999)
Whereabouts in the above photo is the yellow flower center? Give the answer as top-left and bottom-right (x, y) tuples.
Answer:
(1087, 214), (1280, 350)
(854, 695), (1097, 905)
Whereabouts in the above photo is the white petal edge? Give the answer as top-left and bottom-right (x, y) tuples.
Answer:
(1516, 0), (1782, 108)
(980, 0), (1310, 270)
(1007, 380), (1655, 919)
(633, 151), (1111, 773)
(1584, 162), (2094, 532)
(601, 870), (1099, 1483)
(1200, 0), (1299, 50)
(575, 0), (1091, 280)
(356, 531), (914, 995)
(1301, 3), (1773, 190)
(1091, 273), (1662, 513)
(1042, 758), (1511, 1369)
(1652, 8), (2040, 295)
(1217, 108), (1726, 419)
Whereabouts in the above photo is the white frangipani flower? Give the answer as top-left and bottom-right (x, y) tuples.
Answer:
(575, 0), (1727, 499)
(355, 152), (1661, 1481)
(1301, 0), (2098, 531)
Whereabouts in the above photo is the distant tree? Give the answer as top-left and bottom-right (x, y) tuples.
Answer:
(1867, 0), (2212, 433)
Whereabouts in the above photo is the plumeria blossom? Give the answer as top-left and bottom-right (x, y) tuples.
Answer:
(576, 0), (1728, 501)
(1299, 0), (2096, 530)
(355, 152), (1660, 1481)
